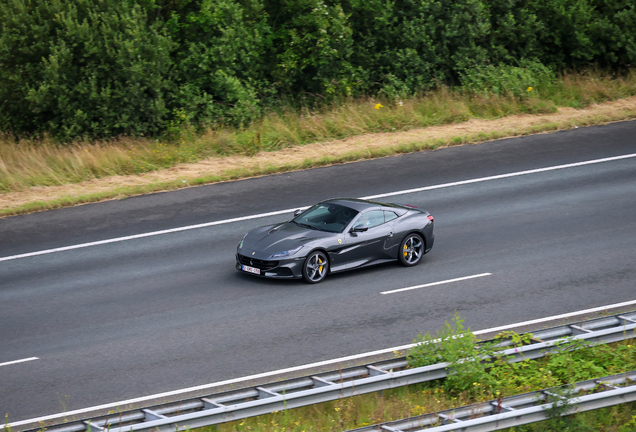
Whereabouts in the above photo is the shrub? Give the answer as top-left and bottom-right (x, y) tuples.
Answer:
(460, 60), (557, 97)
(1, 0), (635, 140)
(0, 0), (175, 140)
(161, 0), (271, 128)
(408, 315), (636, 400)
(407, 314), (495, 397)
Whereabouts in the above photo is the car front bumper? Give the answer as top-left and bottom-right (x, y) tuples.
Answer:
(236, 253), (306, 279)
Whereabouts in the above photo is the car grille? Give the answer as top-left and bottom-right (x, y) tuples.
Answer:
(237, 254), (279, 271)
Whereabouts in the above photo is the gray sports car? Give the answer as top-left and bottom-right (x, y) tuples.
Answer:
(236, 198), (434, 283)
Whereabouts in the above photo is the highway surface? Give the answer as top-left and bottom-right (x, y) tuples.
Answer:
(1, 120), (636, 424)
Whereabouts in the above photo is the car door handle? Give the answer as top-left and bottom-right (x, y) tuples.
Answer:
(387, 231), (393, 237)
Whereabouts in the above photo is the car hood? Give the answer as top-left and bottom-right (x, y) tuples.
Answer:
(242, 222), (333, 255)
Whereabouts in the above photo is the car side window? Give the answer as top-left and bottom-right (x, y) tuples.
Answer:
(384, 211), (398, 222)
(355, 210), (385, 229)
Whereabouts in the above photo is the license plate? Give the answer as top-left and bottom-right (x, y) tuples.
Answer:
(242, 265), (260, 275)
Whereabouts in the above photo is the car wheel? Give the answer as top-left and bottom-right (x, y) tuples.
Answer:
(398, 233), (425, 267)
(303, 251), (329, 283)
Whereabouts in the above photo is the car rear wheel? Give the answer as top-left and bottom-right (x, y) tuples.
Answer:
(303, 251), (329, 283)
(398, 233), (424, 266)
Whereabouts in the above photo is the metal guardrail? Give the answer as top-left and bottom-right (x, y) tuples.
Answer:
(16, 312), (636, 432)
(346, 370), (636, 432)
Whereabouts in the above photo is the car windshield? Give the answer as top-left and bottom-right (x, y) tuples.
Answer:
(292, 203), (359, 233)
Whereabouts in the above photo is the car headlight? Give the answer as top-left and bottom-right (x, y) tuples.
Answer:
(238, 234), (248, 250)
(269, 246), (303, 259)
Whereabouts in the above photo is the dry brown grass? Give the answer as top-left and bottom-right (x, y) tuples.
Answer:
(0, 135), (157, 190)
(2, 95), (636, 216)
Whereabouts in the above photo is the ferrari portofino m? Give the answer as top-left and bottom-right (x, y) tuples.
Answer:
(236, 198), (434, 283)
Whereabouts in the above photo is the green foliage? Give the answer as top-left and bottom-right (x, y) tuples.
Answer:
(162, 0), (271, 127)
(531, 0), (636, 70)
(407, 314), (496, 397)
(460, 60), (556, 97)
(538, 386), (580, 431)
(266, 0), (356, 99)
(408, 315), (636, 400)
(0, 0), (175, 140)
(344, 0), (492, 97)
(1, 0), (636, 140)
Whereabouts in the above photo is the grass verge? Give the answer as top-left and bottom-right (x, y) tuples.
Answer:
(193, 316), (636, 432)
(2, 70), (636, 217)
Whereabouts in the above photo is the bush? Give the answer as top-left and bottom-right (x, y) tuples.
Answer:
(1, 0), (635, 140)
(162, 0), (271, 128)
(460, 60), (556, 97)
(408, 314), (636, 400)
(407, 314), (495, 397)
(0, 0), (174, 140)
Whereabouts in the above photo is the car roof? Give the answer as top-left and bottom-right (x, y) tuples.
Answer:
(320, 198), (406, 212)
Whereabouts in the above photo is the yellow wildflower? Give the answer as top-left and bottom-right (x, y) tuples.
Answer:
(375, 103), (383, 109)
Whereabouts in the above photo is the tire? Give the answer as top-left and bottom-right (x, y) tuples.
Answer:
(398, 233), (425, 267)
(302, 251), (329, 283)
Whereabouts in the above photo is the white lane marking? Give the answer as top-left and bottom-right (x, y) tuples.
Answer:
(0, 208), (309, 263)
(0, 357), (38, 367)
(381, 273), (492, 295)
(4, 298), (636, 428)
(361, 152), (636, 200)
(2, 152), (635, 263)
(471, 299), (636, 335)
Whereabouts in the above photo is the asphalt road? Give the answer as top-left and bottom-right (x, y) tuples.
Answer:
(1, 121), (636, 423)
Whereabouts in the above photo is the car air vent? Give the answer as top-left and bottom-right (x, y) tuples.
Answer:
(268, 224), (285, 234)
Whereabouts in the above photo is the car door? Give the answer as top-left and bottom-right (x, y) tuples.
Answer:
(339, 210), (394, 269)
(382, 209), (402, 258)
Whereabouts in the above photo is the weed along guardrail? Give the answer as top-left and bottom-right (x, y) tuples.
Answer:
(346, 370), (636, 432)
(12, 312), (636, 432)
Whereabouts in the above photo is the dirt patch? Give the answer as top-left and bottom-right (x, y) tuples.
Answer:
(2, 96), (636, 215)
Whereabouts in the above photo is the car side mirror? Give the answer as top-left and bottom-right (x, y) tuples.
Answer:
(351, 224), (368, 233)
(293, 209), (302, 217)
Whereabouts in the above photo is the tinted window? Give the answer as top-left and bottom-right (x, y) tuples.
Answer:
(355, 210), (385, 229)
(384, 211), (398, 222)
(293, 203), (359, 233)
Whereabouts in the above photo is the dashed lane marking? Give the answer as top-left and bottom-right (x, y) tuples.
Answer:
(381, 273), (493, 295)
(0, 357), (38, 368)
